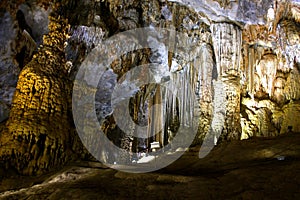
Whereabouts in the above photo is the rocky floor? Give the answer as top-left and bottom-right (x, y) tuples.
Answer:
(1, 133), (300, 200)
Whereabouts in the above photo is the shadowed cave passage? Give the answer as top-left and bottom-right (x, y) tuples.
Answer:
(98, 83), (182, 162)
(95, 58), (197, 164)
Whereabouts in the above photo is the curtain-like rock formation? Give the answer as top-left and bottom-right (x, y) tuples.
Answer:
(210, 22), (242, 142)
(240, 1), (300, 139)
(0, 0), (300, 174)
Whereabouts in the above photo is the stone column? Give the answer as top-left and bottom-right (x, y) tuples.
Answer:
(210, 22), (242, 142)
(0, 13), (79, 175)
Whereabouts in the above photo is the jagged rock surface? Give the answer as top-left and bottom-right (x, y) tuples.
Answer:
(0, 0), (300, 175)
(0, 6), (85, 175)
(0, 2), (50, 123)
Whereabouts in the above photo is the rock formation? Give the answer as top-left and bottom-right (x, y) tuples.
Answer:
(0, 0), (300, 174)
(0, 2), (84, 175)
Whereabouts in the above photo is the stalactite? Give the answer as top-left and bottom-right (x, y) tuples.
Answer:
(147, 26), (171, 83)
(211, 23), (242, 78)
(70, 26), (106, 50)
(210, 22), (242, 141)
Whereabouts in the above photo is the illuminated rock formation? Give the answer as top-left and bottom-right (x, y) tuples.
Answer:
(0, 5), (83, 175)
(0, 0), (300, 174)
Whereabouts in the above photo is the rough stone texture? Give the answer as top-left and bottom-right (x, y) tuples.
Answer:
(0, 0), (300, 175)
(0, 2), (50, 123)
(0, 11), (22, 123)
(0, 8), (83, 175)
(211, 22), (242, 142)
(240, 1), (300, 139)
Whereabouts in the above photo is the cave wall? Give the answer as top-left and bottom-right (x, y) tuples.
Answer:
(0, 2), (50, 123)
(240, 2), (300, 138)
(0, 0), (300, 174)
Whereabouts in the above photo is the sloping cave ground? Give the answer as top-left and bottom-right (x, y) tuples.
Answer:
(1, 132), (300, 200)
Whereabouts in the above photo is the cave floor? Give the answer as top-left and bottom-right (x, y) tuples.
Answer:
(1, 133), (300, 200)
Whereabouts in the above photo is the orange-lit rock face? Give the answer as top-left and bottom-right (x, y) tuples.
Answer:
(0, 15), (79, 175)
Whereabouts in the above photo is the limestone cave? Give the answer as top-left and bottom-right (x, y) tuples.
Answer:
(0, 0), (300, 199)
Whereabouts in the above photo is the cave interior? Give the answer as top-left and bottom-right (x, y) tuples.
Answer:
(0, 0), (300, 199)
